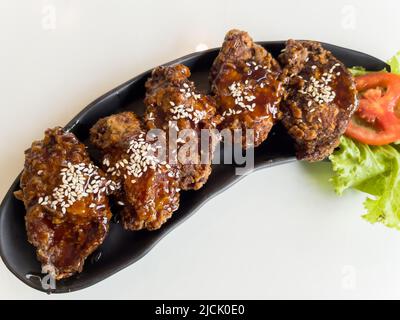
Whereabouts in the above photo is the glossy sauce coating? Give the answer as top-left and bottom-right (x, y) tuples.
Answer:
(210, 29), (285, 148)
(213, 60), (283, 146)
(15, 127), (112, 279)
(90, 112), (180, 230)
(144, 64), (221, 190)
(279, 40), (358, 161)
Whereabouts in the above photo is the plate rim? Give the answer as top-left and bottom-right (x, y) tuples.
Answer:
(0, 40), (389, 293)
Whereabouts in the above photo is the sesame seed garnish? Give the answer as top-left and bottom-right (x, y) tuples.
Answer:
(102, 158), (110, 167)
(299, 64), (340, 105)
(227, 81), (258, 114)
(146, 112), (155, 121)
(223, 60), (273, 117)
(170, 102), (205, 124)
(105, 133), (172, 182)
(163, 81), (204, 124)
(268, 105), (278, 119)
(178, 82), (201, 101)
(38, 162), (119, 213)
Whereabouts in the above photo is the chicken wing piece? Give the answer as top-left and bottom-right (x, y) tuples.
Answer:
(14, 127), (113, 280)
(279, 39), (358, 161)
(144, 64), (221, 191)
(90, 112), (180, 231)
(210, 29), (285, 148)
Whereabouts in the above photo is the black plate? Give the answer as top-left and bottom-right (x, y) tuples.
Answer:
(0, 41), (389, 293)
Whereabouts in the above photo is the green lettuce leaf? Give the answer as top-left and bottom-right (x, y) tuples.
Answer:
(387, 51), (400, 74)
(329, 137), (388, 194)
(348, 50), (400, 76)
(348, 66), (368, 77)
(329, 51), (400, 230)
(330, 137), (400, 230)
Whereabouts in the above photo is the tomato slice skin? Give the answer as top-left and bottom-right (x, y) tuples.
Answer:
(346, 123), (400, 145)
(345, 72), (400, 145)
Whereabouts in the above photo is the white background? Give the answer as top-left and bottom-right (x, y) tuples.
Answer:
(1, 0), (400, 300)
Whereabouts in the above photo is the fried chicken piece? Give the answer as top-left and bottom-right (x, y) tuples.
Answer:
(14, 127), (112, 280)
(279, 39), (358, 161)
(210, 29), (285, 148)
(90, 112), (180, 231)
(144, 64), (221, 191)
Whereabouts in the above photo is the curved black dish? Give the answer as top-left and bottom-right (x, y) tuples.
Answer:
(0, 41), (389, 293)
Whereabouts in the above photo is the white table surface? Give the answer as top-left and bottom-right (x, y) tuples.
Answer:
(1, 0), (400, 300)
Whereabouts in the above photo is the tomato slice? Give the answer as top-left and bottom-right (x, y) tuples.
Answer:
(346, 72), (400, 145)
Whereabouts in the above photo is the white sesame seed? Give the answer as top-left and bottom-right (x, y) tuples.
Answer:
(38, 162), (114, 211)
